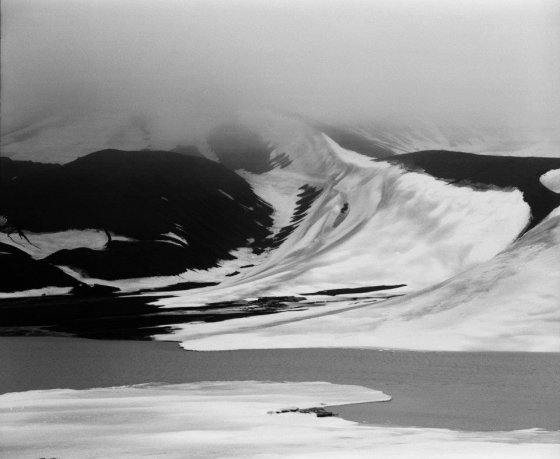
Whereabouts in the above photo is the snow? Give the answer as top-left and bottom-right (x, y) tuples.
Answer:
(238, 168), (312, 233)
(540, 169), (560, 193)
(168, 210), (560, 352)
(0, 228), (265, 293)
(0, 229), (134, 259)
(154, 131), (530, 308)
(277, 137), (529, 293)
(0, 286), (72, 299)
(2, 381), (557, 459)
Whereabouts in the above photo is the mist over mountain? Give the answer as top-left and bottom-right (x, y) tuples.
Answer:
(2, 0), (559, 154)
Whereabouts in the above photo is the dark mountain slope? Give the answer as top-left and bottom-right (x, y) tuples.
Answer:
(1, 150), (273, 279)
(0, 243), (80, 292)
(0, 157), (60, 182)
(388, 151), (560, 231)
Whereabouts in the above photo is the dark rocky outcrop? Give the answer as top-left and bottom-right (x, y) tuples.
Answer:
(303, 284), (406, 296)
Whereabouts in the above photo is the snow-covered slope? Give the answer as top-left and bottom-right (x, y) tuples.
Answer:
(170, 207), (560, 352)
(148, 115), (560, 351)
(152, 116), (537, 307)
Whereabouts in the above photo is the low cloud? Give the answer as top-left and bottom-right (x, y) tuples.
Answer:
(2, 0), (559, 140)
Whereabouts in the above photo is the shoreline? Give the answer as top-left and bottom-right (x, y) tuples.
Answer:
(2, 335), (559, 432)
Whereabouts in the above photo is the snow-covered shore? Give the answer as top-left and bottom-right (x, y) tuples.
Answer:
(2, 380), (558, 459)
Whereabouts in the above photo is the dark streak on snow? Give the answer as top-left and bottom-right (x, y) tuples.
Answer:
(265, 185), (323, 251)
(302, 284), (406, 296)
(0, 294), (306, 340)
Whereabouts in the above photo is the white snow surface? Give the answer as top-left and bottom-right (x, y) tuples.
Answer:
(540, 169), (560, 193)
(2, 381), (558, 459)
(0, 229), (133, 259)
(0, 286), (73, 299)
(164, 209), (560, 352)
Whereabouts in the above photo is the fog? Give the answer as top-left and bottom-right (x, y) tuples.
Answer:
(2, 0), (559, 136)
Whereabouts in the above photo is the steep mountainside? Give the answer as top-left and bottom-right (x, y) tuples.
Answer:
(0, 151), (273, 286)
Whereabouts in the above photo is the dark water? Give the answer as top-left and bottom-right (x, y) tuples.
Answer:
(1, 337), (559, 431)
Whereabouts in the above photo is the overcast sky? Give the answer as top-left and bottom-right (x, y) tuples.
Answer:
(2, 0), (559, 132)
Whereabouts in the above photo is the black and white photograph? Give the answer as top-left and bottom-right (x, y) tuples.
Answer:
(1, 0), (559, 457)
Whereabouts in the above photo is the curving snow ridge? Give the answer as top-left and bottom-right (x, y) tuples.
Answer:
(148, 115), (560, 352)
(2, 381), (558, 459)
(154, 116), (530, 307)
